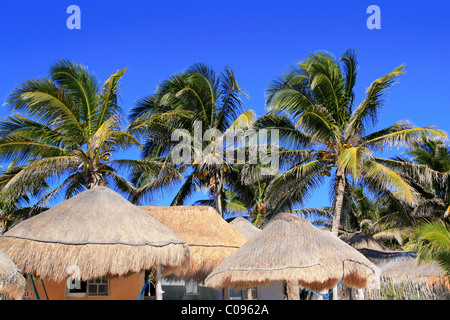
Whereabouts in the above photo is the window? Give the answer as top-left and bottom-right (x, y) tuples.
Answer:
(225, 287), (258, 300)
(87, 278), (108, 296)
(226, 287), (243, 300)
(66, 278), (109, 297)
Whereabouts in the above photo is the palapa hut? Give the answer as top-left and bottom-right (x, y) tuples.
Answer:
(228, 216), (282, 300)
(0, 186), (189, 300)
(140, 206), (247, 300)
(229, 217), (262, 240)
(0, 249), (25, 299)
(343, 231), (391, 252)
(354, 248), (449, 299)
(205, 213), (380, 300)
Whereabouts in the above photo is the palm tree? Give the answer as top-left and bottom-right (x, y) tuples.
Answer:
(128, 63), (253, 216)
(263, 49), (447, 236)
(411, 219), (450, 274)
(215, 162), (332, 226)
(0, 60), (139, 204)
(392, 138), (450, 219)
(0, 161), (48, 232)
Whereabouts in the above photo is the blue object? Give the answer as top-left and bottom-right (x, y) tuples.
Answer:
(306, 278), (344, 300)
(137, 276), (150, 300)
(41, 279), (49, 300)
(30, 274), (41, 300)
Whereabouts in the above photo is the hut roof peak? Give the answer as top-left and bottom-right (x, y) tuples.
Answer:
(205, 212), (380, 292)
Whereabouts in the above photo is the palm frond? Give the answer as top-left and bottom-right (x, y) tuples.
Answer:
(97, 68), (128, 128)
(340, 48), (358, 111)
(50, 59), (100, 136)
(362, 125), (447, 152)
(362, 160), (418, 206)
(345, 65), (405, 137)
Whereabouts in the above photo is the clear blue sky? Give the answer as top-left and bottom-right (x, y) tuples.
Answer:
(1, 0), (449, 210)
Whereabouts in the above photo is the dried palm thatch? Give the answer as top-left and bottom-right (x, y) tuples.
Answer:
(0, 249), (25, 299)
(140, 206), (246, 282)
(345, 248), (450, 300)
(358, 248), (446, 284)
(229, 217), (261, 240)
(343, 231), (391, 252)
(205, 213), (380, 292)
(0, 187), (189, 282)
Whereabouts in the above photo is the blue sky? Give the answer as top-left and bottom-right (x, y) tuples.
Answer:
(1, 0), (449, 211)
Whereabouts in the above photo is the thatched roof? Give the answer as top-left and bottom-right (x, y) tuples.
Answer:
(0, 249), (25, 299)
(140, 206), (246, 281)
(205, 213), (380, 292)
(229, 217), (261, 240)
(0, 187), (189, 282)
(358, 248), (446, 284)
(343, 231), (390, 252)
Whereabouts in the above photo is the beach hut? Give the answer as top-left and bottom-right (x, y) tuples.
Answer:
(343, 231), (391, 252)
(355, 248), (449, 299)
(205, 213), (380, 300)
(140, 206), (247, 300)
(228, 217), (282, 300)
(229, 217), (262, 240)
(359, 249), (446, 283)
(0, 186), (189, 300)
(0, 249), (25, 299)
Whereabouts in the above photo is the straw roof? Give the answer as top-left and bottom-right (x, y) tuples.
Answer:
(0, 187), (189, 282)
(229, 217), (261, 240)
(343, 231), (391, 252)
(140, 206), (246, 281)
(0, 249), (25, 299)
(358, 248), (446, 284)
(205, 213), (380, 292)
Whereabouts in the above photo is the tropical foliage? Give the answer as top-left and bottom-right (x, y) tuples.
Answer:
(259, 49), (447, 235)
(0, 60), (138, 207)
(127, 63), (253, 216)
(0, 52), (448, 275)
(411, 219), (450, 274)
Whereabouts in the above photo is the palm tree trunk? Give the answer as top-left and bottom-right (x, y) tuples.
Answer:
(332, 170), (346, 236)
(214, 170), (224, 217)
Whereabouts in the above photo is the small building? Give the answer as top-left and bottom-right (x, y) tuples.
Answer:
(140, 206), (247, 300)
(0, 249), (25, 299)
(229, 217), (283, 300)
(206, 213), (380, 300)
(355, 248), (449, 300)
(0, 187), (189, 300)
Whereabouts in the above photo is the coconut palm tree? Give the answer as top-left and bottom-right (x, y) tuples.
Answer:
(128, 63), (253, 216)
(411, 219), (450, 274)
(0, 161), (48, 232)
(210, 162), (332, 226)
(374, 139), (450, 248)
(263, 49), (447, 235)
(0, 59), (139, 204)
(392, 138), (450, 219)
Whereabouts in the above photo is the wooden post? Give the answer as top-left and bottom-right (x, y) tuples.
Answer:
(357, 289), (364, 300)
(287, 280), (300, 300)
(247, 288), (253, 300)
(333, 285), (339, 300)
(155, 265), (164, 300)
